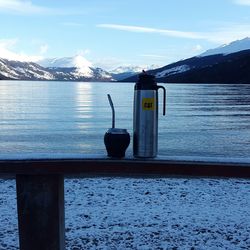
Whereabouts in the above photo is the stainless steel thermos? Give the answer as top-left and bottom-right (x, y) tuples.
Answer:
(133, 72), (166, 158)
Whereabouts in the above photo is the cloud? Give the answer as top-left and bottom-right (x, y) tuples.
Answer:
(233, 0), (250, 5)
(97, 24), (204, 39)
(0, 38), (18, 49)
(77, 49), (91, 56)
(194, 44), (202, 51)
(0, 0), (50, 14)
(97, 23), (250, 44)
(93, 57), (127, 70)
(0, 0), (86, 15)
(39, 44), (48, 54)
(0, 38), (43, 61)
(201, 23), (250, 43)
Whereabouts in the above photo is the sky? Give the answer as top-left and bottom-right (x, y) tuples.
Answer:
(1, 0), (250, 70)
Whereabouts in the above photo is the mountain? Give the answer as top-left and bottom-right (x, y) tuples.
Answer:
(38, 55), (93, 77)
(38, 55), (114, 81)
(110, 65), (158, 81)
(110, 66), (144, 81)
(199, 37), (250, 57)
(47, 66), (113, 81)
(0, 58), (54, 80)
(123, 37), (250, 84)
(0, 55), (114, 81)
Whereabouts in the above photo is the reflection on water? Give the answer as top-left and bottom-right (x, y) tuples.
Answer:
(75, 82), (94, 150)
(0, 81), (250, 159)
(75, 82), (93, 119)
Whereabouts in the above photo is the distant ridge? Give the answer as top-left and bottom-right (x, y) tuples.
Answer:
(199, 37), (250, 57)
(0, 56), (113, 81)
(123, 38), (250, 84)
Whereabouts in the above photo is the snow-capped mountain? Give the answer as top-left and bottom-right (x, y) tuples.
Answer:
(199, 37), (250, 57)
(0, 58), (54, 80)
(38, 55), (113, 81)
(123, 37), (250, 84)
(0, 55), (114, 81)
(38, 55), (93, 77)
(110, 65), (158, 81)
(47, 66), (113, 81)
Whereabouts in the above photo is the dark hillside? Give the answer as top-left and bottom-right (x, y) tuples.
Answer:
(123, 49), (250, 84)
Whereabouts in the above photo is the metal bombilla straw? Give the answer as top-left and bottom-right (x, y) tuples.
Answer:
(107, 94), (115, 129)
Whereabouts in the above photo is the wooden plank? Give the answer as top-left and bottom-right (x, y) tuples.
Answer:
(0, 157), (248, 178)
(16, 174), (65, 250)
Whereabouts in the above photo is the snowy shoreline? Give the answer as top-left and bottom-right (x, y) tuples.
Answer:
(0, 178), (250, 249)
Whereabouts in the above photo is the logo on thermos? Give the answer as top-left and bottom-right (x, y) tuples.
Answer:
(142, 98), (155, 111)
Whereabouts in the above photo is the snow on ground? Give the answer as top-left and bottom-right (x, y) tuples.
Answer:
(0, 178), (249, 249)
(0, 179), (18, 250)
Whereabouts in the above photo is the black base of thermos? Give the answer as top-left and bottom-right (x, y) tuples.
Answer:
(104, 128), (130, 158)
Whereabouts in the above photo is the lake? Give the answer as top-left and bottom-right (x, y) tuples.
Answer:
(0, 80), (250, 161)
(1, 81), (250, 250)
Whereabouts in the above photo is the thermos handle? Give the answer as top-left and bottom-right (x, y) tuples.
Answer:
(157, 85), (166, 116)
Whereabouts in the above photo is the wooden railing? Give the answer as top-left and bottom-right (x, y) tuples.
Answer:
(0, 155), (250, 250)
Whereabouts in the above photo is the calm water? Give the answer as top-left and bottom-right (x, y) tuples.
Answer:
(0, 80), (250, 160)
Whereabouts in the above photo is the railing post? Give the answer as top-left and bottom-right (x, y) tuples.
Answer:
(16, 174), (65, 250)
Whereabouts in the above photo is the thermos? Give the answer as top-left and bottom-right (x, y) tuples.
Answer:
(133, 72), (166, 158)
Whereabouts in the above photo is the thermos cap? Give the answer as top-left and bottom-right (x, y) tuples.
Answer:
(135, 71), (157, 90)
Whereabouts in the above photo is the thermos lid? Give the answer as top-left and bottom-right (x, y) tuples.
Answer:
(135, 71), (157, 90)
